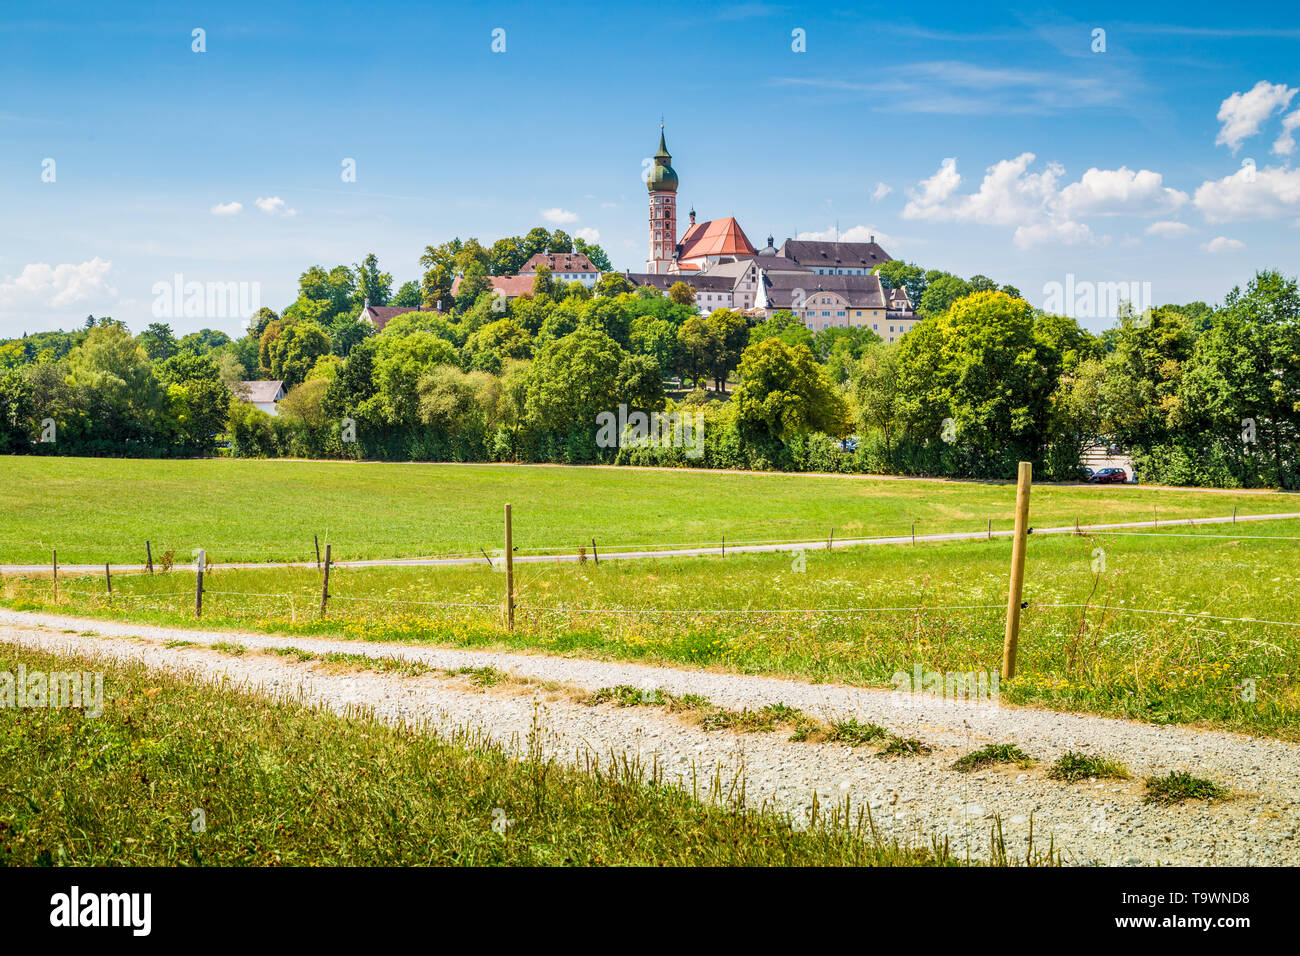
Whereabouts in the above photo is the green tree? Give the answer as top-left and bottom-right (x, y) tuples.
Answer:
(573, 237), (612, 271)
(268, 322), (332, 388)
(918, 273), (973, 317)
(667, 281), (696, 306)
(595, 272), (634, 297)
(139, 322), (178, 361)
(852, 343), (902, 465)
(733, 338), (849, 441)
(353, 253), (393, 307)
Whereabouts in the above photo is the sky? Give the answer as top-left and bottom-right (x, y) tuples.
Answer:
(3, 0), (1300, 337)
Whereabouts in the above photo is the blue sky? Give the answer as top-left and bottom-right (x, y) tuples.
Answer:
(3, 0), (1300, 337)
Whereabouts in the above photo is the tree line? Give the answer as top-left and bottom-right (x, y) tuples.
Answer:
(1, 240), (1296, 488)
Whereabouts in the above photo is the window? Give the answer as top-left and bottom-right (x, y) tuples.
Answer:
(836, 311), (846, 317)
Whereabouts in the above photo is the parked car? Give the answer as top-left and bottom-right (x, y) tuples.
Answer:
(1088, 467), (1128, 484)
(1080, 466), (1095, 481)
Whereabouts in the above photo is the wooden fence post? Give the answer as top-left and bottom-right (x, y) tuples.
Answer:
(987, 518), (992, 542)
(721, 533), (725, 557)
(828, 527), (834, 551)
(315, 534), (321, 570)
(319, 544), (331, 618)
(504, 504), (515, 631)
(52, 549), (58, 603)
(911, 521), (916, 546)
(1001, 462), (1033, 681)
(146, 540), (153, 574)
(591, 537), (599, 565)
(105, 563), (112, 598)
(195, 549), (205, 619)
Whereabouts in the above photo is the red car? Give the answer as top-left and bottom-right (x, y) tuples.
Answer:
(1088, 467), (1129, 484)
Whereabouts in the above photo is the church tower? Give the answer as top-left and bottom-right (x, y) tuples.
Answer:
(645, 125), (679, 274)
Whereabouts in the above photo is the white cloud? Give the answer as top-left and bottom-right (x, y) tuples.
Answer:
(1058, 167), (1187, 217)
(0, 258), (116, 310)
(210, 201), (243, 216)
(1203, 236), (1245, 252)
(903, 153), (1093, 248)
(1273, 108), (1300, 155)
(1193, 164), (1300, 221)
(600, 201), (618, 209)
(254, 196), (296, 216)
(1012, 219), (1095, 249)
(1145, 220), (1191, 237)
(575, 227), (601, 242)
(541, 207), (579, 224)
(905, 157), (963, 216)
(1215, 81), (1297, 152)
(871, 181), (892, 201)
(905, 153), (1065, 226)
(796, 225), (888, 244)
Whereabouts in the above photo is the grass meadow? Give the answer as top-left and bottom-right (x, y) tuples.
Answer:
(3, 456), (1297, 565)
(7, 515), (1299, 739)
(0, 643), (1003, 866)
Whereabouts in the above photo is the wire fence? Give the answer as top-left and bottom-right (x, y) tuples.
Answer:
(8, 508), (1300, 635)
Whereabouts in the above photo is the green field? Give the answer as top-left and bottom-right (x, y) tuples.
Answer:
(8, 516), (1299, 738)
(0, 644), (1001, 866)
(2, 456), (1296, 566)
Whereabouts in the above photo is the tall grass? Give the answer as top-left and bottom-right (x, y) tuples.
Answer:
(0, 644), (1056, 866)
(5, 520), (1296, 737)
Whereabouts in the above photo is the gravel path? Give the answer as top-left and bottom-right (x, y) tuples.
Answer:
(2, 608), (1297, 866)
(4, 511), (1298, 574)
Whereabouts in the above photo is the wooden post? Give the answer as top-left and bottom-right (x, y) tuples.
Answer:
(987, 518), (992, 542)
(146, 540), (153, 574)
(911, 521), (916, 546)
(315, 534), (321, 570)
(480, 548), (495, 568)
(195, 549), (205, 619)
(504, 504), (515, 631)
(1233, 505), (1237, 524)
(721, 533), (725, 557)
(591, 537), (599, 565)
(828, 527), (834, 551)
(52, 549), (58, 603)
(1075, 517), (1080, 536)
(1001, 462), (1033, 681)
(319, 544), (331, 618)
(104, 563), (112, 597)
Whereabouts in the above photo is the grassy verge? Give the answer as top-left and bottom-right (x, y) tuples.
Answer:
(2, 456), (1295, 565)
(1, 643), (1033, 866)
(5, 519), (1297, 738)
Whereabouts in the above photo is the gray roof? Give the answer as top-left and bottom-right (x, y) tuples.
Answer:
(236, 380), (285, 404)
(763, 273), (887, 310)
(778, 238), (892, 270)
(708, 256), (810, 278)
(623, 272), (735, 293)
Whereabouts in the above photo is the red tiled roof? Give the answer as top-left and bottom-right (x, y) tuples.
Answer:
(451, 275), (537, 298)
(677, 217), (755, 261)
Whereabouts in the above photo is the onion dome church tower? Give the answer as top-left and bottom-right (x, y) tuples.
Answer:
(645, 125), (679, 274)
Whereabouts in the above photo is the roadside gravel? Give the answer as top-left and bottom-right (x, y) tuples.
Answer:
(2, 608), (1296, 866)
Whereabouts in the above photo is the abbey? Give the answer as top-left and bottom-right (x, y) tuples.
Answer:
(625, 127), (918, 342)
